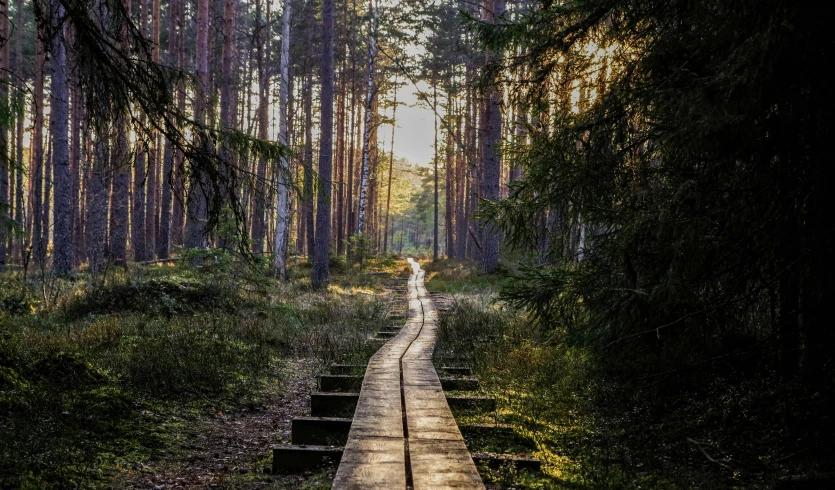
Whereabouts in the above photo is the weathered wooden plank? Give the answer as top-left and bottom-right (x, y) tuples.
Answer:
(333, 436), (407, 488)
(410, 439), (485, 489)
(333, 259), (484, 489)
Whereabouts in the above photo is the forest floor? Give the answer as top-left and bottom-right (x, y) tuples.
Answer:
(421, 258), (834, 490)
(2, 255), (831, 489)
(0, 254), (407, 489)
(112, 358), (322, 489)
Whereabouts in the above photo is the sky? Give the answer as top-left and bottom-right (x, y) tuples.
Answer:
(386, 81), (438, 167)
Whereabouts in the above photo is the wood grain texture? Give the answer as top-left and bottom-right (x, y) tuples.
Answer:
(333, 259), (483, 489)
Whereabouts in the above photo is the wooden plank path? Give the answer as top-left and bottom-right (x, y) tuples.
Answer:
(333, 259), (484, 489)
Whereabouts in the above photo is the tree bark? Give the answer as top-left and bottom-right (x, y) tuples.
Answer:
(109, 0), (132, 265)
(273, 0), (292, 279)
(218, 0), (236, 250)
(479, 0), (504, 272)
(185, 0), (211, 252)
(445, 92), (454, 258)
(146, 0), (162, 255)
(158, 0), (180, 258)
(433, 80), (439, 261)
(382, 80), (397, 255)
(312, 0), (336, 287)
(32, 35), (46, 265)
(171, 0), (186, 246)
(50, 1), (72, 274)
(87, 129), (110, 275)
(0, 0), (9, 270)
(357, 0), (378, 240)
(251, 0), (270, 253)
(13, 0), (23, 263)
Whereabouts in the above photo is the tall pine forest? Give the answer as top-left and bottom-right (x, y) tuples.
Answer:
(1, 0), (833, 488)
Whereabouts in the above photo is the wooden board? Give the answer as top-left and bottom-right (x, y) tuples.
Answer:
(333, 259), (483, 489)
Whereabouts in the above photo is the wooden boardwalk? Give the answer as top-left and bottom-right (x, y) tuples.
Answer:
(333, 259), (484, 489)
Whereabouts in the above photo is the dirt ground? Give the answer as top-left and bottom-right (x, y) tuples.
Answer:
(113, 359), (330, 489)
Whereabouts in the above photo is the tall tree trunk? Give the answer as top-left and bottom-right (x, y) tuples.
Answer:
(109, 0), (132, 265)
(346, 58), (357, 251)
(50, 1), (72, 274)
(455, 105), (466, 258)
(273, 0), (292, 279)
(132, 0), (149, 262)
(445, 92), (454, 258)
(312, 0), (335, 287)
(70, 43), (83, 267)
(87, 129), (109, 275)
(159, 0), (180, 259)
(218, 0), (236, 249)
(335, 0), (349, 257)
(357, 0), (377, 240)
(479, 0), (504, 271)
(432, 80), (439, 261)
(0, 0), (9, 271)
(146, 0), (162, 255)
(252, 0), (270, 253)
(32, 35), (46, 265)
(171, 0), (186, 247)
(382, 80), (397, 255)
(186, 0), (211, 252)
(13, 0), (24, 263)
(302, 22), (315, 259)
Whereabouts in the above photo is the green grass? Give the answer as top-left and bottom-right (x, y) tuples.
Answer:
(421, 258), (512, 295)
(0, 254), (403, 488)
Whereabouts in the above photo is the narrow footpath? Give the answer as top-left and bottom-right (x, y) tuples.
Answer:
(332, 259), (484, 489)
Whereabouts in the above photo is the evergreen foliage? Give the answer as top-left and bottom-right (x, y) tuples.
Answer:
(482, 1), (835, 382)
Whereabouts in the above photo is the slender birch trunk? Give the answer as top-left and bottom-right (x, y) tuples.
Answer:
(356, 0), (378, 239)
(273, 0), (292, 279)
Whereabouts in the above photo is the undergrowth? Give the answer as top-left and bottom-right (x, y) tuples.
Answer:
(0, 254), (399, 489)
(430, 260), (831, 489)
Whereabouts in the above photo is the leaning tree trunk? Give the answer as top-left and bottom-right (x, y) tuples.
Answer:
(50, 0), (72, 274)
(273, 0), (292, 279)
(312, 0), (336, 287)
(356, 0), (378, 240)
